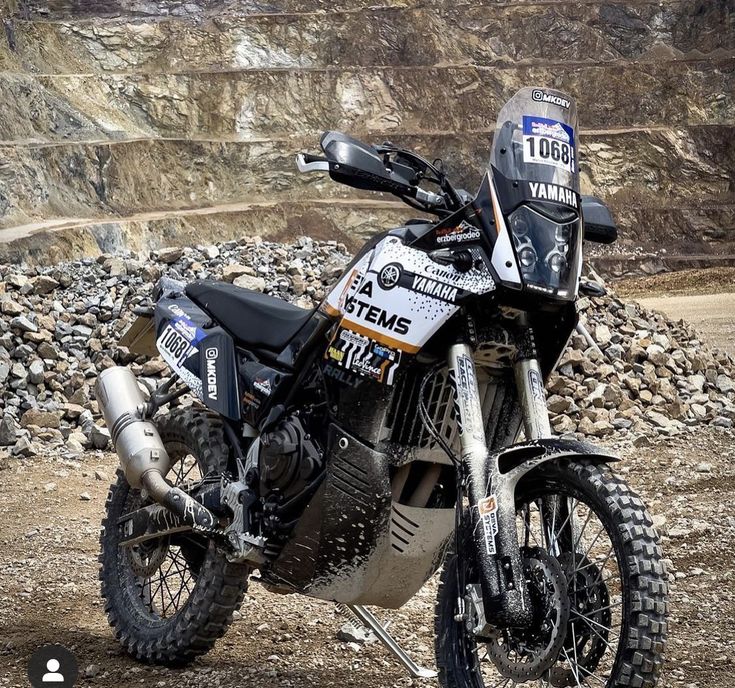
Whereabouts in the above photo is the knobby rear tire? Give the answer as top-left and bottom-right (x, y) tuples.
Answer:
(99, 408), (249, 666)
(434, 459), (668, 688)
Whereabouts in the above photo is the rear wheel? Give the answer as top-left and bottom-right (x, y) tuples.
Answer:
(99, 408), (249, 666)
(435, 460), (667, 687)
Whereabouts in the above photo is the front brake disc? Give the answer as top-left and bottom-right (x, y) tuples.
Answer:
(483, 547), (570, 682)
(548, 552), (612, 687)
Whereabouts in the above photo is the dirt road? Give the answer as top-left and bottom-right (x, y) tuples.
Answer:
(616, 268), (735, 357)
(1, 429), (734, 688)
(635, 293), (735, 357)
(2, 269), (734, 687)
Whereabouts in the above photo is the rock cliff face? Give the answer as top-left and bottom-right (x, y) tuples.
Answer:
(0, 0), (732, 270)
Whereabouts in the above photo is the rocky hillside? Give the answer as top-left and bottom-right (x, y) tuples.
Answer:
(0, 1), (733, 273)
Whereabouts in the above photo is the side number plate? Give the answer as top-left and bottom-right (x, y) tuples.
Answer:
(157, 323), (198, 369)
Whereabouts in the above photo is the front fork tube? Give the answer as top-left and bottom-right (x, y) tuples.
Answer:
(447, 342), (552, 629)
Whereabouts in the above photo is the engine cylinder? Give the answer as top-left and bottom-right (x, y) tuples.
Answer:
(95, 366), (171, 489)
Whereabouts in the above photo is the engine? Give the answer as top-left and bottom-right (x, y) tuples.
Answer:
(259, 414), (325, 537)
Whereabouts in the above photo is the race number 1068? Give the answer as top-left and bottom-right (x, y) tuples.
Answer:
(524, 136), (575, 173)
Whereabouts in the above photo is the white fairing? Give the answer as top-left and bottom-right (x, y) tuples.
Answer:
(488, 178), (522, 286)
(323, 235), (496, 384)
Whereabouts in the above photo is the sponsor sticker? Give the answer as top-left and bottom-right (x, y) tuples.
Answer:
(253, 377), (272, 396)
(531, 89), (571, 109)
(378, 262), (402, 290)
(327, 345), (345, 362)
(339, 329), (370, 347)
(344, 283), (412, 335)
(242, 390), (261, 409)
(157, 323), (198, 369)
(204, 346), (219, 400)
(477, 495), (499, 555)
(410, 274), (459, 303)
(435, 220), (481, 245)
(352, 358), (384, 380)
(528, 181), (578, 208)
(323, 363), (362, 388)
(455, 355), (484, 442)
(371, 342), (399, 362)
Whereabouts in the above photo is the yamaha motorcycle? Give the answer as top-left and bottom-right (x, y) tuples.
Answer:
(98, 88), (667, 687)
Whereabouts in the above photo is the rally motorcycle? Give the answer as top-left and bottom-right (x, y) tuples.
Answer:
(98, 88), (667, 687)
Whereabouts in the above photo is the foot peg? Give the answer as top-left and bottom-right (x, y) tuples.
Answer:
(338, 603), (438, 679)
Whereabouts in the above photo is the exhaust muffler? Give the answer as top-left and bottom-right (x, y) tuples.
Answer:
(96, 366), (216, 531)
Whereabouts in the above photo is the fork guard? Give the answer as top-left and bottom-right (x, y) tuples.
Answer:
(471, 436), (618, 630)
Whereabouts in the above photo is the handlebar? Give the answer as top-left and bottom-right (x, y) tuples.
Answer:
(295, 140), (459, 218)
(296, 152), (445, 205)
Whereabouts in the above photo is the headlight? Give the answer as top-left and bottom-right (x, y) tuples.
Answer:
(547, 251), (567, 273)
(519, 247), (537, 268)
(507, 205), (581, 297)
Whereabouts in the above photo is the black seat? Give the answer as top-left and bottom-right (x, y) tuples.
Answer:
(186, 280), (314, 351)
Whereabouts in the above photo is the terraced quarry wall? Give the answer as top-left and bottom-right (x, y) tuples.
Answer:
(0, 0), (732, 270)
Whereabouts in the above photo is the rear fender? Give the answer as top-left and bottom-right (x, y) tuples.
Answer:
(119, 314), (157, 357)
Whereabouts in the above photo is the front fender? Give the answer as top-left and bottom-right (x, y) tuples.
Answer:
(494, 436), (618, 489)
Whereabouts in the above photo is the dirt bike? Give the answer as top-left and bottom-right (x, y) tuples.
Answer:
(97, 87), (667, 687)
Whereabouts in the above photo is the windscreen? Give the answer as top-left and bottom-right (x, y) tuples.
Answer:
(490, 87), (579, 192)
(489, 87), (582, 300)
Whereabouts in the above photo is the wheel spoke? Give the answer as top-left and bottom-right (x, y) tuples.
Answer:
(562, 647), (586, 688)
(571, 610), (617, 638)
(544, 496), (559, 555)
(572, 508), (594, 552)
(160, 570), (177, 617)
(126, 461), (205, 619)
(523, 502), (543, 548)
(573, 544), (615, 575)
(575, 575), (616, 594)
(571, 615), (619, 655)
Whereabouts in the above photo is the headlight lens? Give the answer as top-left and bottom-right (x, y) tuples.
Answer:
(519, 247), (537, 268)
(507, 205), (581, 297)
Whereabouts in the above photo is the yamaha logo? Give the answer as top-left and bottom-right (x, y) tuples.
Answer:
(378, 263), (402, 290)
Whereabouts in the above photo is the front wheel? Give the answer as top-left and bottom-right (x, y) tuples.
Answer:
(435, 460), (668, 688)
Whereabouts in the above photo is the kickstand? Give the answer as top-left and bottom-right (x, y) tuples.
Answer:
(343, 603), (438, 679)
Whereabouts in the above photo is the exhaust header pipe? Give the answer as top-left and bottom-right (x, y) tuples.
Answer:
(96, 367), (216, 531)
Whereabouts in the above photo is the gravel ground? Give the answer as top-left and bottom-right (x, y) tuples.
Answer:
(634, 294), (735, 357)
(0, 262), (733, 687)
(1, 426), (734, 688)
